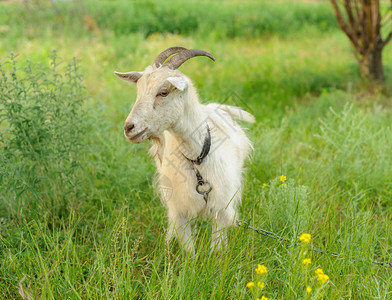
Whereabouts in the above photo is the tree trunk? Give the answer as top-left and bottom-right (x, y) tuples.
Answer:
(358, 42), (384, 82)
(329, 0), (392, 84)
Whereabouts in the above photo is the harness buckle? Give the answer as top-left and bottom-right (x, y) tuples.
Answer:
(196, 180), (212, 199)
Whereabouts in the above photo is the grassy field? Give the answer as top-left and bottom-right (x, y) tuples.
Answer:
(1, 0), (392, 298)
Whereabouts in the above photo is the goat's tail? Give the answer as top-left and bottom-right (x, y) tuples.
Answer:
(214, 104), (256, 123)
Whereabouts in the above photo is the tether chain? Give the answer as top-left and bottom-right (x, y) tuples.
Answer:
(236, 220), (392, 269)
(190, 161), (212, 202)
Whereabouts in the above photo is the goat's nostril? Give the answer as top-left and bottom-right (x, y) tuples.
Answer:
(124, 123), (135, 134)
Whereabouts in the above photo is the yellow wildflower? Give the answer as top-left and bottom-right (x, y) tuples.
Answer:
(302, 258), (311, 266)
(299, 233), (311, 243)
(306, 286), (312, 294)
(257, 296), (268, 300)
(246, 281), (255, 288)
(317, 274), (330, 284)
(314, 268), (324, 275)
(280, 175), (287, 182)
(262, 183), (267, 188)
(257, 281), (265, 289)
(255, 264), (268, 275)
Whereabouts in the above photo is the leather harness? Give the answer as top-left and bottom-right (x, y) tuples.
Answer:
(182, 126), (212, 202)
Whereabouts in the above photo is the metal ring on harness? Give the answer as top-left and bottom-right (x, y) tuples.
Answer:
(196, 181), (212, 195)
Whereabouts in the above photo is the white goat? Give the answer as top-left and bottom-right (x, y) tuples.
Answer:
(115, 47), (254, 253)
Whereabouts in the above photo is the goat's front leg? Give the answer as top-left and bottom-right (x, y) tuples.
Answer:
(211, 209), (235, 253)
(166, 212), (195, 255)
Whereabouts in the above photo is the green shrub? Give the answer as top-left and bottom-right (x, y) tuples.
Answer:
(0, 52), (87, 222)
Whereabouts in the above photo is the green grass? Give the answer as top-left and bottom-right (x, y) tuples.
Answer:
(1, 0), (392, 299)
(0, 0), (338, 42)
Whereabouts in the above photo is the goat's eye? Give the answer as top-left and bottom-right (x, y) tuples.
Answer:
(158, 90), (169, 97)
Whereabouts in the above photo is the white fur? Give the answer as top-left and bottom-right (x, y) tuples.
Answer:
(116, 63), (254, 253)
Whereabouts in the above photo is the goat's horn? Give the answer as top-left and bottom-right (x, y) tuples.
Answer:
(164, 49), (215, 70)
(153, 47), (188, 68)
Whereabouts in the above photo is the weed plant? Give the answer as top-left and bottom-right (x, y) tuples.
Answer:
(0, 52), (86, 223)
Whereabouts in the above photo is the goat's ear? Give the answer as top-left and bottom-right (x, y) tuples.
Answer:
(114, 71), (142, 83)
(167, 76), (188, 91)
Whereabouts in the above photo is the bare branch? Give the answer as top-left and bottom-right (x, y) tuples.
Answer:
(368, 0), (381, 51)
(344, 0), (357, 30)
(381, 30), (392, 48)
(330, 0), (362, 51)
(353, 0), (361, 20)
(381, 2), (392, 47)
(381, 13), (392, 27)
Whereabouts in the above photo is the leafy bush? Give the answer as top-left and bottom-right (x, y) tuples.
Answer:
(0, 52), (87, 222)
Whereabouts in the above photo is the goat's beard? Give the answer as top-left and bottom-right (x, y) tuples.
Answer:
(127, 136), (147, 144)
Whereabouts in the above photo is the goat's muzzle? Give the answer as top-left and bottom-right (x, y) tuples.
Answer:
(124, 122), (135, 135)
(124, 121), (148, 143)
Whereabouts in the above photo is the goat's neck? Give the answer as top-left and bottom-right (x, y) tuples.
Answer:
(171, 91), (208, 160)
